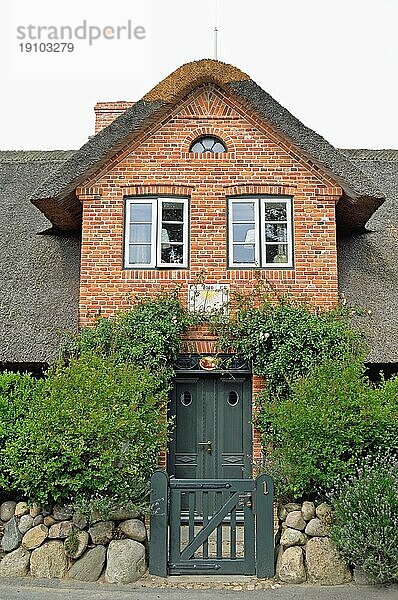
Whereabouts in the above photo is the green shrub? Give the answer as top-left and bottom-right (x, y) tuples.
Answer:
(330, 453), (398, 584)
(258, 359), (398, 499)
(0, 371), (41, 493)
(3, 353), (168, 505)
(64, 294), (187, 382)
(217, 297), (362, 398)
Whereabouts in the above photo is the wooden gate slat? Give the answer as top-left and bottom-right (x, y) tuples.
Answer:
(230, 499), (237, 559)
(188, 492), (195, 543)
(180, 492), (240, 560)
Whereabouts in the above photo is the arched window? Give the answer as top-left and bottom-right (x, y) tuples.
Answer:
(189, 136), (227, 154)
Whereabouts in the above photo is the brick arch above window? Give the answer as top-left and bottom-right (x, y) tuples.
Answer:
(181, 128), (235, 159)
(224, 184), (297, 197)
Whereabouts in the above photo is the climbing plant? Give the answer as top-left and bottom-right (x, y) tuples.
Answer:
(214, 292), (363, 400)
(63, 292), (188, 388)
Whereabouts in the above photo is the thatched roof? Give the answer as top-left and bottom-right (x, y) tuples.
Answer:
(30, 59), (384, 231)
(338, 149), (398, 363)
(0, 151), (80, 364)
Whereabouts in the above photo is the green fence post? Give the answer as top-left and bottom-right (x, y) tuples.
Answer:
(149, 470), (169, 577)
(255, 473), (274, 579)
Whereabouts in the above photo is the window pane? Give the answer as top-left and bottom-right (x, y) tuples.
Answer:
(265, 223), (287, 243)
(161, 244), (184, 264)
(263, 202), (287, 221)
(233, 224), (255, 243)
(129, 223), (152, 243)
(232, 202), (255, 222)
(130, 203), (152, 222)
(191, 141), (203, 152)
(190, 136), (226, 153)
(129, 244), (151, 264)
(213, 142), (226, 153)
(233, 244), (255, 264)
(265, 244), (289, 264)
(201, 137), (215, 150)
(162, 202), (184, 222)
(162, 223), (183, 243)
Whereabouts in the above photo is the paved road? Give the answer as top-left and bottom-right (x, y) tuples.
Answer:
(0, 579), (397, 600)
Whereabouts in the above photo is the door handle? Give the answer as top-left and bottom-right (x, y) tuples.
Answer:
(198, 441), (212, 454)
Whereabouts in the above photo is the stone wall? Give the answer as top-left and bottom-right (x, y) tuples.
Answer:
(275, 501), (352, 585)
(0, 500), (147, 583)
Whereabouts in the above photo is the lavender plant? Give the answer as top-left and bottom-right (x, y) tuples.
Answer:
(330, 452), (398, 584)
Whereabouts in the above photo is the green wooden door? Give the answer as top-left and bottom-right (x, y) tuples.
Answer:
(169, 375), (252, 480)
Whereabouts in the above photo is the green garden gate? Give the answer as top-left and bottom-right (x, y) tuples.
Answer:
(149, 471), (274, 577)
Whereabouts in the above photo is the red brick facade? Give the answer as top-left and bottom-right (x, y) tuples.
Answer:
(78, 83), (342, 465)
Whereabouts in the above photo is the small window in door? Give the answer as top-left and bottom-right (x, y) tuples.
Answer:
(227, 390), (239, 406)
(180, 391), (192, 406)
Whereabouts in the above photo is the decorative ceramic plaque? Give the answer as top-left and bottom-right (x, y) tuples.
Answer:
(188, 284), (229, 313)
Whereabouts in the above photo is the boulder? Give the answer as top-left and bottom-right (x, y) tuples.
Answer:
(280, 527), (307, 547)
(44, 516), (56, 527)
(277, 546), (306, 584)
(305, 517), (329, 537)
(89, 521), (114, 545)
(109, 508), (139, 521)
(277, 504), (287, 521)
(49, 521), (76, 539)
(64, 530), (89, 560)
(30, 541), (68, 579)
(14, 502), (29, 518)
(18, 514), (34, 535)
(0, 547), (30, 577)
(22, 524), (48, 550)
(306, 537), (352, 585)
(119, 519), (147, 542)
(284, 503), (302, 513)
(105, 539), (146, 583)
(72, 511), (88, 530)
(88, 510), (102, 525)
(68, 545), (106, 582)
(301, 501), (315, 521)
(316, 502), (332, 520)
(29, 504), (42, 518)
(2, 517), (22, 552)
(285, 510), (306, 531)
(0, 501), (16, 522)
(53, 505), (73, 521)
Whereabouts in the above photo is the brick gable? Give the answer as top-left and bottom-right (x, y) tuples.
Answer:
(78, 84), (341, 326)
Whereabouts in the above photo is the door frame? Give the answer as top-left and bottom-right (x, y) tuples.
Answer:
(168, 354), (253, 479)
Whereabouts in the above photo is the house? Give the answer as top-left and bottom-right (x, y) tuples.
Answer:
(1, 59), (397, 478)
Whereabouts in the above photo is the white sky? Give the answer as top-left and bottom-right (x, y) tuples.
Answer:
(1, 0), (397, 150)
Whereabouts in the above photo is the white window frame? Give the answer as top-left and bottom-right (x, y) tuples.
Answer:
(228, 196), (293, 268)
(124, 197), (189, 269)
(156, 198), (189, 268)
(228, 198), (260, 268)
(260, 197), (293, 268)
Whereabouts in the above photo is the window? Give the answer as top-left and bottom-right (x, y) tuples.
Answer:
(125, 197), (189, 268)
(190, 136), (227, 154)
(228, 197), (293, 268)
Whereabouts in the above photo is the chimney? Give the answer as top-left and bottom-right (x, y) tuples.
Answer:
(94, 101), (135, 134)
